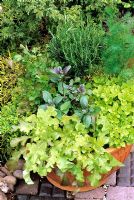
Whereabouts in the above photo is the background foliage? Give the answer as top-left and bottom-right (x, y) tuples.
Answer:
(0, 101), (20, 162)
(0, 47), (57, 162)
(102, 14), (134, 74)
(13, 46), (59, 113)
(1, 0), (133, 53)
(0, 56), (22, 106)
(49, 22), (104, 76)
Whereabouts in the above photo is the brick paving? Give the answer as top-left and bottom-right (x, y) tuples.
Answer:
(106, 187), (134, 200)
(15, 178), (68, 200)
(16, 175), (39, 195)
(116, 153), (133, 187)
(75, 187), (105, 200)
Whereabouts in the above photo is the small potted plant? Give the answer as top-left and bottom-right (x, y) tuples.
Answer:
(9, 67), (134, 192)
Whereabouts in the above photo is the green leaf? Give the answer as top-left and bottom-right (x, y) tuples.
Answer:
(6, 159), (19, 172)
(124, 3), (131, 8)
(38, 104), (48, 110)
(53, 95), (63, 105)
(23, 170), (34, 185)
(77, 181), (84, 187)
(60, 101), (71, 114)
(13, 54), (22, 62)
(42, 91), (53, 104)
(80, 96), (88, 108)
(83, 114), (92, 128)
(110, 156), (123, 167)
(61, 174), (70, 186)
(38, 167), (47, 176)
(69, 93), (74, 100)
(88, 172), (102, 186)
(58, 82), (68, 95)
(57, 110), (63, 119)
(10, 136), (29, 147)
(74, 109), (83, 118)
(92, 106), (101, 114)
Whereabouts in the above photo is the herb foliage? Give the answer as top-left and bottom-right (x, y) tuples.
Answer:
(10, 107), (121, 186)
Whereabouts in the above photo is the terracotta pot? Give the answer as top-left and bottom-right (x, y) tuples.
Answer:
(47, 145), (132, 192)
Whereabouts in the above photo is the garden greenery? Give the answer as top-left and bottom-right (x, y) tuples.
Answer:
(0, 102), (20, 162)
(49, 22), (104, 76)
(92, 76), (134, 147)
(13, 46), (59, 113)
(0, 56), (22, 106)
(102, 14), (134, 74)
(10, 106), (121, 187)
(0, 0), (132, 53)
(41, 66), (100, 127)
(10, 75), (134, 186)
(1, 0), (134, 188)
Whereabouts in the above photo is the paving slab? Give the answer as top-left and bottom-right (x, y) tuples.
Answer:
(30, 197), (53, 200)
(116, 177), (131, 187)
(17, 195), (30, 200)
(15, 175), (39, 195)
(39, 178), (67, 199)
(117, 152), (134, 187)
(30, 197), (42, 200)
(105, 172), (116, 186)
(75, 187), (105, 200)
(30, 198), (53, 200)
(107, 186), (134, 200)
(52, 186), (65, 198)
(39, 182), (52, 197)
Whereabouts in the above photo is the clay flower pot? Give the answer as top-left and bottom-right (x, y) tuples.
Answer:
(47, 145), (132, 192)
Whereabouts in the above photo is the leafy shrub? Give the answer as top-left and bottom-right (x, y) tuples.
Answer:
(102, 14), (134, 74)
(0, 0), (129, 53)
(0, 56), (22, 106)
(93, 76), (134, 147)
(10, 107), (121, 186)
(13, 46), (59, 113)
(41, 66), (99, 128)
(119, 66), (134, 81)
(0, 47), (58, 162)
(0, 101), (20, 162)
(0, 1), (40, 53)
(0, 0), (82, 53)
(48, 22), (104, 76)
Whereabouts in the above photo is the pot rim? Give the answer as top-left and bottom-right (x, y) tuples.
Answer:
(106, 144), (132, 153)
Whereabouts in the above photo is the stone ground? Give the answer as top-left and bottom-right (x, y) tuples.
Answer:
(6, 146), (134, 200)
